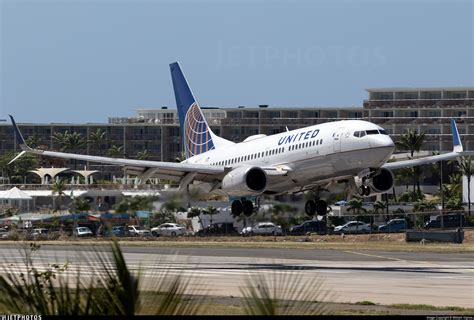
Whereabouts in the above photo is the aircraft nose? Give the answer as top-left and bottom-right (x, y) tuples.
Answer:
(369, 134), (395, 149)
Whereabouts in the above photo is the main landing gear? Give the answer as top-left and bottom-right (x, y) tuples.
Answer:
(304, 198), (328, 216)
(231, 198), (255, 216)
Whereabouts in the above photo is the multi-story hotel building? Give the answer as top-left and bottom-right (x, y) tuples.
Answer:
(1, 87), (472, 180)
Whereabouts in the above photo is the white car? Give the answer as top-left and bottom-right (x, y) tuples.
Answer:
(151, 223), (186, 237)
(241, 222), (283, 236)
(30, 228), (49, 239)
(0, 228), (9, 239)
(333, 221), (371, 234)
(74, 227), (93, 237)
(127, 225), (152, 237)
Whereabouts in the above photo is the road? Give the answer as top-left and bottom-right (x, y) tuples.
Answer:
(1, 244), (473, 308)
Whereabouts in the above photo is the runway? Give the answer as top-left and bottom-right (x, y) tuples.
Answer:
(1, 244), (473, 308)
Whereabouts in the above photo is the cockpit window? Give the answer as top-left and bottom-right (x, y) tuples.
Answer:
(366, 130), (379, 135)
(354, 129), (389, 138)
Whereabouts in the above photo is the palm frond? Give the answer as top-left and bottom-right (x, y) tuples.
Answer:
(240, 268), (332, 315)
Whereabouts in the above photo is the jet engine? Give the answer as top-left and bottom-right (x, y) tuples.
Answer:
(350, 168), (394, 196)
(221, 166), (267, 197)
(367, 168), (395, 193)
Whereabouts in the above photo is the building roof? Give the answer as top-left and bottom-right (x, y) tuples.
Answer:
(366, 87), (474, 92)
(0, 187), (32, 200)
(23, 190), (88, 197)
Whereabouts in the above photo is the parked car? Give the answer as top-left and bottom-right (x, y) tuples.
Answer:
(196, 222), (238, 236)
(74, 227), (93, 237)
(0, 228), (9, 239)
(425, 214), (465, 229)
(30, 228), (49, 240)
(241, 222), (283, 236)
(127, 225), (152, 237)
(289, 220), (326, 235)
(378, 219), (407, 233)
(104, 226), (127, 237)
(151, 223), (186, 237)
(333, 221), (371, 234)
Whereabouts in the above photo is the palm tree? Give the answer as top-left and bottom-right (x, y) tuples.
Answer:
(396, 129), (426, 197)
(412, 199), (436, 213)
(51, 179), (67, 211)
(443, 173), (462, 202)
(52, 131), (87, 169)
(458, 156), (473, 216)
(25, 135), (43, 148)
(88, 129), (107, 155)
(52, 131), (69, 151)
(346, 198), (366, 216)
(136, 149), (150, 160)
(202, 206), (219, 226)
(187, 207), (203, 229)
(175, 152), (186, 163)
(72, 197), (91, 212)
(108, 145), (125, 158)
(445, 198), (463, 212)
(372, 200), (386, 222)
(66, 132), (86, 151)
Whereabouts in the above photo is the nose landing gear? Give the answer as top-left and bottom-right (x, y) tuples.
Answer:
(358, 185), (371, 196)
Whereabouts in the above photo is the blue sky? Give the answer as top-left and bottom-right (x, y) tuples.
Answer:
(1, 0), (472, 123)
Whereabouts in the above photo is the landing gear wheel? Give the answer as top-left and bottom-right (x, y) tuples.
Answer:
(242, 200), (254, 216)
(305, 200), (316, 216)
(316, 199), (328, 216)
(231, 200), (243, 216)
(358, 185), (371, 197)
(363, 185), (371, 196)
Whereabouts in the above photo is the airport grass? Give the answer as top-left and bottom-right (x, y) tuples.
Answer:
(2, 238), (472, 253)
(389, 303), (474, 313)
(139, 295), (474, 315)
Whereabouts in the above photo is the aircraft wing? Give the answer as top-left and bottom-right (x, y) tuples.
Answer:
(383, 118), (466, 170)
(9, 115), (226, 183)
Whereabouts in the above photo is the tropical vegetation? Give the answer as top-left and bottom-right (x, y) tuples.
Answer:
(396, 129), (426, 198)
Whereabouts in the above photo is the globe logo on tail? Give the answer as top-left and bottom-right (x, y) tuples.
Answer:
(183, 103), (215, 157)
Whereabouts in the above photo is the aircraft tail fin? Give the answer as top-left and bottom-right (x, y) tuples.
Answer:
(451, 118), (463, 153)
(170, 62), (233, 159)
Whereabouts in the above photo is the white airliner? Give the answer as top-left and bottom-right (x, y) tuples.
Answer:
(9, 62), (467, 217)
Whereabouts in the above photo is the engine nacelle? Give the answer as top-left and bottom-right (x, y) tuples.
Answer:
(350, 168), (394, 196)
(221, 166), (267, 197)
(367, 168), (394, 193)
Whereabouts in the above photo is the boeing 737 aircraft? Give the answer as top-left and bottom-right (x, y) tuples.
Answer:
(9, 62), (468, 217)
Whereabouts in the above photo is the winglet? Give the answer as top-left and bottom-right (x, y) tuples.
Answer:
(9, 115), (29, 150)
(451, 118), (463, 153)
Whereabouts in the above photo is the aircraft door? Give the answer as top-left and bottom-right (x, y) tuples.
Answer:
(333, 128), (344, 152)
(264, 147), (270, 163)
